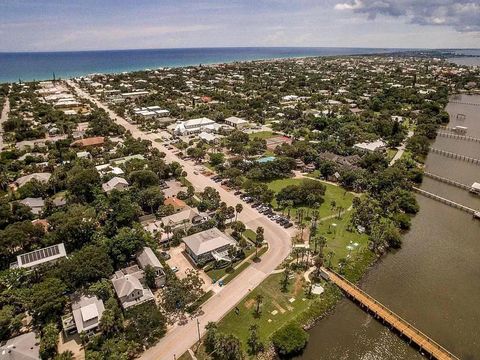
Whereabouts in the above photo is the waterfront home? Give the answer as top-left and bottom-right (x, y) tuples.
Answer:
(11, 243), (67, 269)
(183, 227), (236, 266)
(136, 247), (166, 288)
(111, 265), (154, 310)
(0, 332), (40, 360)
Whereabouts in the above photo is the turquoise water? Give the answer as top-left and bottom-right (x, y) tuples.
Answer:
(0, 47), (400, 83)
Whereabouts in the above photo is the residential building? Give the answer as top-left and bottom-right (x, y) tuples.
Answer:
(111, 265), (154, 309)
(183, 227), (236, 266)
(225, 116), (248, 129)
(102, 177), (129, 193)
(0, 332), (39, 360)
(11, 243), (66, 269)
(14, 173), (51, 188)
(18, 197), (45, 215)
(136, 247), (166, 288)
(62, 293), (105, 335)
(159, 207), (199, 230)
(353, 140), (387, 152)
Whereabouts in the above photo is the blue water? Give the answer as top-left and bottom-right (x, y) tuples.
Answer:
(0, 47), (401, 84)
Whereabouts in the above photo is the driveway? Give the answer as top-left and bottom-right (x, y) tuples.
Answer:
(166, 244), (212, 292)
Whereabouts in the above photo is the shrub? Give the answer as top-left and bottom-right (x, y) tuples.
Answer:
(272, 322), (309, 357)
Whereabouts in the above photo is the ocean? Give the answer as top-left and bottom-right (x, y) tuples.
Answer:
(0, 47), (399, 84)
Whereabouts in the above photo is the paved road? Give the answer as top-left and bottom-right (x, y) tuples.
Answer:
(389, 130), (414, 166)
(68, 81), (294, 360)
(0, 96), (10, 151)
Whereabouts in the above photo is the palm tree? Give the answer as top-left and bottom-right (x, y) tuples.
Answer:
(254, 294), (263, 317)
(235, 203), (243, 222)
(255, 227), (264, 258)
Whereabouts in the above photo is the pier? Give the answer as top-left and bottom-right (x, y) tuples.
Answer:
(429, 148), (480, 165)
(436, 131), (480, 143)
(449, 101), (480, 107)
(321, 268), (460, 360)
(413, 187), (479, 217)
(423, 172), (471, 191)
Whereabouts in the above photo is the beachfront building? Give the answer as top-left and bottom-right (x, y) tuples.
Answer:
(11, 243), (67, 269)
(183, 227), (236, 266)
(225, 116), (249, 129)
(353, 140), (387, 152)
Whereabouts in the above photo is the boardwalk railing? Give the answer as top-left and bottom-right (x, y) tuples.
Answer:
(322, 268), (460, 360)
(423, 172), (471, 191)
(413, 187), (478, 216)
(449, 101), (480, 107)
(437, 131), (480, 143)
(430, 148), (480, 165)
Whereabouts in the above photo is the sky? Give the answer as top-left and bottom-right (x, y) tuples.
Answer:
(0, 0), (479, 52)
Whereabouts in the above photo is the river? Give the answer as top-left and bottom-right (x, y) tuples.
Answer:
(299, 94), (480, 360)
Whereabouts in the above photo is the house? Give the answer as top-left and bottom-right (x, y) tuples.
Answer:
(76, 151), (91, 159)
(102, 177), (129, 193)
(183, 227), (236, 266)
(95, 164), (124, 176)
(159, 207), (199, 230)
(353, 140), (386, 152)
(111, 265), (154, 309)
(14, 173), (51, 188)
(225, 116), (248, 129)
(470, 182), (480, 195)
(136, 247), (166, 288)
(71, 136), (105, 148)
(11, 243), (66, 269)
(18, 197), (45, 215)
(0, 332), (40, 360)
(62, 293), (105, 335)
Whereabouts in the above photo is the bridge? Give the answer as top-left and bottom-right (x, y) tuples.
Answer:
(321, 268), (460, 360)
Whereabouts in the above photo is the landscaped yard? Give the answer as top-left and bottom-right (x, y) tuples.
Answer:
(266, 178), (355, 220)
(219, 273), (340, 349)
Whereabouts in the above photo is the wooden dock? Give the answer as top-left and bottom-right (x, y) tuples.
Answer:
(430, 148), (480, 165)
(413, 187), (479, 217)
(449, 101), (480, 107)
(437, 131), (480, 143)
(321, 268), (460, 360)
(423, 172), (471, 191)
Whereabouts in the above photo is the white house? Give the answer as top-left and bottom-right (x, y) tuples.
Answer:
(353, 140), (387, 152)
(183, 227), (236, 266)
(169, 117), (218, 135)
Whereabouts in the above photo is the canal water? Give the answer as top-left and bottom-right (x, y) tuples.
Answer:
(299, 94), (480, 360)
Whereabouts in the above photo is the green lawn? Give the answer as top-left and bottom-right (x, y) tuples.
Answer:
(314, 211), (370, 266)
(266, 178), (354, 220)
(248, 131), (274, 140)
(217, 272), (316, 348)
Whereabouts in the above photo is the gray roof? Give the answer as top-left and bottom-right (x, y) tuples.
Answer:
(183, 227), (236, 257)
(71, 294), (105, 333)
(14, 173), (51, 188)
(137, 247), (163, 270)
(102, 177), (129, 192)
(0, 332), (39, 360)
(18, 198), (45, 215)
(14, 243), (66, 269)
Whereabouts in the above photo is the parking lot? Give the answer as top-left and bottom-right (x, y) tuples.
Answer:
(166, 244), (212, 291)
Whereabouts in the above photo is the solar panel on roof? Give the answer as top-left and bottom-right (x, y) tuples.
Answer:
(20, 244), (61, 265)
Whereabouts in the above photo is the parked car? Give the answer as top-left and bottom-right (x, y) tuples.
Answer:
(251, 202), (261, 208)
(171, 266), (179, 273)
(283, 222), (293, 228)
(234, 190), (242, 196)
(160, 251), (171, 260)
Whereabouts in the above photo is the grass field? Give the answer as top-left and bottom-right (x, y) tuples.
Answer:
(266, 178), (355, 220)
(248, 131), (275, 140)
